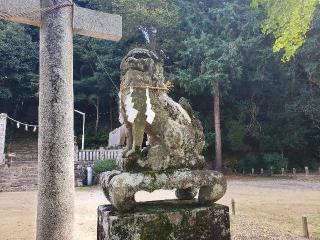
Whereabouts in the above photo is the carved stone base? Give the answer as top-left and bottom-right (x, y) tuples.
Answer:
(100, 169), (227, 211)
(97, 201), (231, 240)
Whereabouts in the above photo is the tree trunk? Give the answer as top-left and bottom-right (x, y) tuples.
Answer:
(95, 97), (100, 133)
(213, 84), (222, 171)
(109, 100), (113, 131)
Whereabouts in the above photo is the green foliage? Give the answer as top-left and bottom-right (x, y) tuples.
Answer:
(262, 153), (288, 171)
(173, 1), (244, 94)
(239, 153), (259, 172)
(251, 0), (318, 61)
(111, 0), (178, 29)
(289, 88), (320, 129)
(0, 22), (38, 103)
(226, 156), (240, 172)
(77, 126), (109, 149)
(1, 0), (320, 170)
(102, 0), (179, 49)
(226, 120), (247, 152)
(92, 159), (117, 174)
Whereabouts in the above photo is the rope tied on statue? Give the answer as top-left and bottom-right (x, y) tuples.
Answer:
(119, 81), (173, 125)
(0, 1), (74, 21)
(120, 81), (173, 92)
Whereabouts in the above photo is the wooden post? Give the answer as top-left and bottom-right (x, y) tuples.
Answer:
(305, 167), (309, 176)
(231, 199), (235, 215)
(302, 216), (309, 238)
(251, 168), (254, 175)
(293, 168), (296, 176)
(0, 113), (7, 165)
(74, 144), (79, 162)
(281, 168), (285, 176)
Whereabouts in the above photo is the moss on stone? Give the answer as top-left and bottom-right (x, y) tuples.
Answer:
(98, 203), (231, 240)
(140, 213), (174, 240)
(119, 200), (207, 215)
(123, 154), (154, 173)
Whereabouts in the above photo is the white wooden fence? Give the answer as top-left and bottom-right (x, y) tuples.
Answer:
(76, 148), (122, 162)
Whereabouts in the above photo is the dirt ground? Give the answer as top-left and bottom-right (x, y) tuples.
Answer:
(0, 176), (319, 240)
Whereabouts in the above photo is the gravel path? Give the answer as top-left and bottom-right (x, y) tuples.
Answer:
(0, 176), (319, 240)
(223, 177), (320, 240)
(232, 217), (306, 240)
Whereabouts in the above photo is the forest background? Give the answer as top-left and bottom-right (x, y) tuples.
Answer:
(1, 0), (320, 172)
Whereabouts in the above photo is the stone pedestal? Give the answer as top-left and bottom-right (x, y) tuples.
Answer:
(101, 170), (227, 211)
(97, 200), (230, 240)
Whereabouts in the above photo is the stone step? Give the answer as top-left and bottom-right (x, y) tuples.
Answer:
(1, 157), (84, 191)
(11, 183), (37, 187)
(0, 161), (39, 192)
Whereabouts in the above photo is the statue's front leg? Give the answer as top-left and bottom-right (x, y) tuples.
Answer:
(122, 124), (133, 156)
(125, 115), (146, 157)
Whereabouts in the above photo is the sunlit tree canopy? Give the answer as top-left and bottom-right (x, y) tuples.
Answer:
(251, 0), (318, 61)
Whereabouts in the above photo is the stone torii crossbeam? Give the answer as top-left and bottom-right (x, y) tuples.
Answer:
(0, 1), (122, 239)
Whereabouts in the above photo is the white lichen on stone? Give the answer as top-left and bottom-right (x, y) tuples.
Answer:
(145, 88), (155, 124)
(124, 87), (138, 123)
(102, 170), (227, 210)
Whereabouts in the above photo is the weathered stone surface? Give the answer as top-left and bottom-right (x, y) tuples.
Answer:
(97, 201), (231, 240)
(175, 187), (197, 200)
(73, 6), (122, 41)
(0, 0), (122, 41)
(100, 169), (227, 210)
(101, 51), (229, 240)
(36, 1), (74, 239)
(119, 49), (206, 171)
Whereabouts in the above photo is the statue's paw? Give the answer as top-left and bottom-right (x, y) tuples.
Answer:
(124, 149), (136, 158)
(122, 147), (130, 156)
(198, 184), (226, 205)
(100, 170), (122, 202)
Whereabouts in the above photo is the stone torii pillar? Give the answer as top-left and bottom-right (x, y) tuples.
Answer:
(0, 1), (122, 239)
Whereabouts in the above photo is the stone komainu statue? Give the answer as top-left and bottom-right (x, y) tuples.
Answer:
(119, 48), (205, 171)
(101, 49), (226, 211)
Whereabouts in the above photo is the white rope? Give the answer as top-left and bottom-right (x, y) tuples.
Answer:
(5, 108), (85, 132)
(6, 115), (38, 128)
(6, 115), (37, 132)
